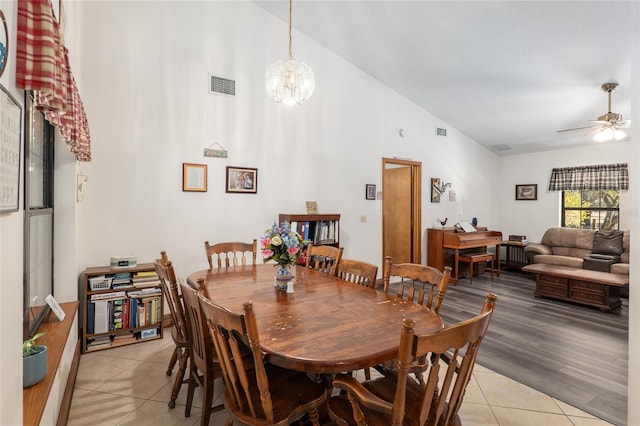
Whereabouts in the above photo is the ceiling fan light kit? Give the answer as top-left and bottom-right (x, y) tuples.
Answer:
(556, 82), (630, 142)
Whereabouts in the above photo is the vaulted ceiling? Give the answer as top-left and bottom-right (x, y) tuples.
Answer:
(255, 1), (635, 156)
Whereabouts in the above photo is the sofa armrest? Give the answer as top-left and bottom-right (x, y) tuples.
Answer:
(523, 243), (552, 264)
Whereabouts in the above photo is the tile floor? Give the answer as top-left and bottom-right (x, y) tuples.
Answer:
(68, 331), (615, 426)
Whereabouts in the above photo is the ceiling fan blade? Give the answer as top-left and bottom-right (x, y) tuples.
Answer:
(586, 127), (604, 136)
(556, 125), (600, 133)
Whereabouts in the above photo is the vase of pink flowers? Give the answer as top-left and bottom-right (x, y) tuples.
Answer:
(261, 221), (304, 288)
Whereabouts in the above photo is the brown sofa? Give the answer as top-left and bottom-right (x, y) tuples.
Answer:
(524, 227), (630, 295)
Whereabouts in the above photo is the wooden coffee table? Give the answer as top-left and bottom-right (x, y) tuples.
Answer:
(522, 263), (629, 311)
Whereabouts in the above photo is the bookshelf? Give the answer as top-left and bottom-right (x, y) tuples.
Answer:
(278, 213), (341, 247)
(80, 263), (163, 354)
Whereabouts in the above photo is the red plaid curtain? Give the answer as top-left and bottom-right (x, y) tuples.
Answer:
(16, 0), (91, 161)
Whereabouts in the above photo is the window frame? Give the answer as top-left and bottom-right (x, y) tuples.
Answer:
(561, 189), (620, 231)
(23, 91), (55, 340)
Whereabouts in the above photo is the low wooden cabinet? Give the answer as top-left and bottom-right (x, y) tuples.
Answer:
(523, 264), (628, 311)
(80, 263), (163, 353)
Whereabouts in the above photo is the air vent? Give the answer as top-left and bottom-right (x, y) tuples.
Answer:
(209, 74), (235, 96)
(491, 144), (512, 151)
(436, 127), (447, 137)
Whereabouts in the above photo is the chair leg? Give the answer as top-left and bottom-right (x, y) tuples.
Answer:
(166, 346), (179, 376)
(169, 348), (189, 408)
(185, 365), (197, 418)
(200, 374), (215, 426)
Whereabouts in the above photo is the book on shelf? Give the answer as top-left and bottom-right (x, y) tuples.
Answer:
(134, 270), (158, 278)
(94, 300), (109, 334)
(90, 290), (127, 301)
(87, 335), (112, 348)
(132, 280), (161, 288)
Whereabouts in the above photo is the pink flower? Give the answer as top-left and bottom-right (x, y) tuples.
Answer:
(262, 249), (274, 258)
(287, 246), (299, 255)
(260, 237), (271, 249)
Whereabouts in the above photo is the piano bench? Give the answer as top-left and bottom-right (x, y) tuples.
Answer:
(458, 253), (495, 285)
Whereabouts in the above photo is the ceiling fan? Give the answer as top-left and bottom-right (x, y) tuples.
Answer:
(556, 82), (631, 141)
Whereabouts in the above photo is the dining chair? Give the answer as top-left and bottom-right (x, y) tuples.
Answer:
(327, 293), (498, 426)
(179, 279), (225, 425)
(205, 239), (257, 269)
(381, 256), (452, 385)
(197, 294), (327, 426)
(336, 258), (379, 289)
(382, 256), (452, 315)
(305, 243), (343, 276)
(153, 255), (188, 409)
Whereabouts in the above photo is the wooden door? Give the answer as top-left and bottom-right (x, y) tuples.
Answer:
(382, 158), (422, 265)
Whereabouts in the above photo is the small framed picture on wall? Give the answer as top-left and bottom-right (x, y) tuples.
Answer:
(226, 166), (258, 194)
(515, 184), (537, 200)
(365, 184), (376, 200)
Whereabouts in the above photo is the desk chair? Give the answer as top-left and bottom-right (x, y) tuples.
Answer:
(205, 239), (257, 269)
(336, 258), (378, 289)
(197, 295), (327, 426)
(154, 255), (188, 409)
(179, 280), (224, 425)
(328, 293), (498, 426)
(305, 243), (343, 276)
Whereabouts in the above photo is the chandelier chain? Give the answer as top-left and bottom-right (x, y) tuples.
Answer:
(288, 0), (293, 60)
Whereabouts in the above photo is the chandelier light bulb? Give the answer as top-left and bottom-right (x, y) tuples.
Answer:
(265, 0), (315, 105)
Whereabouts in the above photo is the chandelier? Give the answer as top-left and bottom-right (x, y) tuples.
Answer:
(265, 0), (315, 105)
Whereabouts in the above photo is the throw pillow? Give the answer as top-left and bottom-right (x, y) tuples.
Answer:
(592, 230), (624, 256)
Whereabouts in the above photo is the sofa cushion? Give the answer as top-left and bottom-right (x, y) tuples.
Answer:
(592, 230), (624, 255)
(534, 254), (584, 269)
(541, 228), (594, 251)
(611, 263), (629, 275)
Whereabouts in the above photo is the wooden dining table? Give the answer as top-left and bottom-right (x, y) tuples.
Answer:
(187, 264), (443, 374)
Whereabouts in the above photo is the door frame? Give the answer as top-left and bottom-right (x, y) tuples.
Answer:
(382, 157), (422, 265)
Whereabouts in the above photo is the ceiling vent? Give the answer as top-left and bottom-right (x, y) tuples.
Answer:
(436, 127), (447, 137)
(209, 74), (235, 96)
(491, 144), (512, 151)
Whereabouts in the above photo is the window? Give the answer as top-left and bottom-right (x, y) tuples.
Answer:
(561, 190), (619, 230)
(23, 92), (55, 339)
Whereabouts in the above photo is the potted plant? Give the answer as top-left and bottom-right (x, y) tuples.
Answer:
(23, 332), (47, 388)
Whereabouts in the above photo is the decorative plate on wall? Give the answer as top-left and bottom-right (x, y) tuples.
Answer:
(0, 11), (7, 79)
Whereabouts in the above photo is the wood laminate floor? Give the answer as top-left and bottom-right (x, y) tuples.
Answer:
(437, 269), (628, 426)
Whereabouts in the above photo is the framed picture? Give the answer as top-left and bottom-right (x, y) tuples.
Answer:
(182, 163), (207, 192)
(515, 184), (537, 200)
(306, 201), (318, 214)
(431, 178), (441, 203)
(226, 166), (257, 194)
(0, 84), (22, 212)
(365, 184), (376, 200)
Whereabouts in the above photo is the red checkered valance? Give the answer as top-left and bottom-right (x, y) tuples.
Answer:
(548, 163), (629, 191)
(16, 0), (91, 161)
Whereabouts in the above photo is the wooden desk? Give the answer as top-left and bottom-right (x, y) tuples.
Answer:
(187, 265), (443, 374)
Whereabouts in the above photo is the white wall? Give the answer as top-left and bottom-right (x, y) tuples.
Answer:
(75, 1), (498, 277)
(0, 1), (637, 424)
(497, 142), (632, 243)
